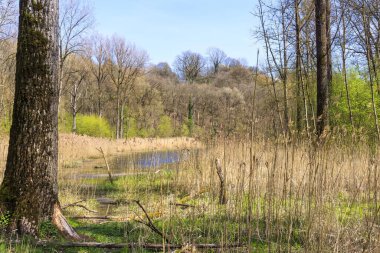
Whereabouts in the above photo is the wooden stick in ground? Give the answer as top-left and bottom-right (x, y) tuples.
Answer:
(96, 147), (113, 184)
(134, 200), (171, 244)
(215, 158), (227, 204)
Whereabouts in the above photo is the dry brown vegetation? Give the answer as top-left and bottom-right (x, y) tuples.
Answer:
(47, 136), (380, 252)
(0, 134), (200, 175)
(58, 133), (200, 161)
(153, 138), (378, 252)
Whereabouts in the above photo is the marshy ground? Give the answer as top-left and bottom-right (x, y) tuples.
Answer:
(0, 135), (379, 252)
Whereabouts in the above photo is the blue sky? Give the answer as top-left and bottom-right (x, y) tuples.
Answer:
(92, 0), (260, 66)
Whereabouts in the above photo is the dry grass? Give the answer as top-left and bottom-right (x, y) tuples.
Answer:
(58, 133), (200, 163)
(169, 138), (380, 252)
(1, 133), (379, 252)
(57, 136), (380, 252)
(0, 133), (200, 173)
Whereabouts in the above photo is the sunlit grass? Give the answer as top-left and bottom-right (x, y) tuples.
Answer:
(0, 134), (379, 252)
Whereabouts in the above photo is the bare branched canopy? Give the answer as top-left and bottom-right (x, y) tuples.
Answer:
(0, 0), (17, 41)
(174, 51), (206, 83)
(207, 48), (227, 74)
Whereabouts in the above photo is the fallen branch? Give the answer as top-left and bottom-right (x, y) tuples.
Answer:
(133, 200), (171, 243)
(96, 147), (113, 184)
(69, 216), (110, 220)
(64, 204), (97, 214)
(36, 241), (244, 250)
(169, 202), (196, 209)
(62, 200), (86, 209)
(68, 216), (131, 222)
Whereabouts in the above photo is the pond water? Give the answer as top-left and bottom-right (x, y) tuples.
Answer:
(68, 149), (191, 179)
(112, 150), (184, 170)
(63, 149), (193, 214)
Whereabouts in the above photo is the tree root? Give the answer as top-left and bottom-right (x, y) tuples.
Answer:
(52, 204), (81, 240)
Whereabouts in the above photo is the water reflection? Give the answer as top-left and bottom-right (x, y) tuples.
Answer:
(112, 150), (184, 170)
(69, 149), (190, 179)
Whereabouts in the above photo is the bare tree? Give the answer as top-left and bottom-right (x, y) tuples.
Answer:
(66, 55), (88, 132)
(256, 0), (285, 133)
(174, 51), (205, 83)
(0, 0), (79, 238)
(338, 0), (354, 127)
(107, 36), (148, 139)
(0, 40), (15, 131)
(59, 0), (94, 99)
(0, 0), (17, 41)
(207, 47), (227, 74)
(0, 0), (16, 128)
(88, 33), (108, 117)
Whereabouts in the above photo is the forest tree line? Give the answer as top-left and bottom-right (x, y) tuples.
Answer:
(1, 0), (380, 141)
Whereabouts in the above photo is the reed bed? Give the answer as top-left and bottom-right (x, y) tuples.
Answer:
(55, 137), (380, 252)
(167, 138), (380, 252)
(1, 134), (379, 252)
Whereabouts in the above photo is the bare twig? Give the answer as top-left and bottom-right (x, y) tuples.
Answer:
(133, 200), (171, 243)
(64, 204), (98, 214)
(62, 199), (85, 209)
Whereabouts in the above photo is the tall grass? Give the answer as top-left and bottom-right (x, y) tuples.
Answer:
(1, 133), (379, 252)
(171, 137), (379, 252)
(55, 136), (380, 252)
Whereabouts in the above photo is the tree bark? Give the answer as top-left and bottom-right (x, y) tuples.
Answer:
(0, 0), (79, 239)
(315, 0), (331, 136)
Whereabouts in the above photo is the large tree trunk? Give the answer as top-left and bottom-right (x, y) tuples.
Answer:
(0, 0), (79, 239)
(315, 0), (330, 136)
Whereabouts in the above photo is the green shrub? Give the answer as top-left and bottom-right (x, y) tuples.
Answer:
(125, 117), (138, 138)
(330, 70), (380, 137)
(76, 114), (112, 138)
(62, 114), (112, 138)
(157, 115), (173, 137)
(138, 127), (155, 138)
(0, 211), (10, 229)
(180, 121), (190, 137)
